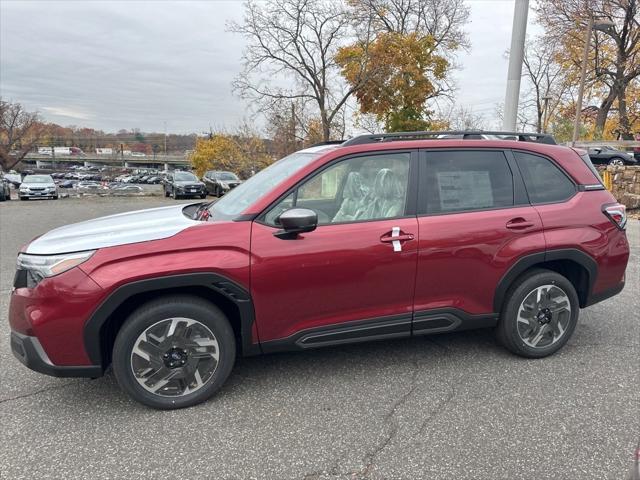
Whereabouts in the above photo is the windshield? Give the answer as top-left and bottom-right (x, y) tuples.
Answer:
(174, 172), (198, 181)
(209, 151), (321, 220)
(216, 172), (238, 181)
(23, 175), (53, 184)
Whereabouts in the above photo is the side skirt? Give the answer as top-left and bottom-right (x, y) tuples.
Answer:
(260, 309), (498, 354)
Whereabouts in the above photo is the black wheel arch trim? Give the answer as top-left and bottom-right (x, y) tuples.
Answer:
(493, 248), (598, 312)
(83, 272), (259, 367)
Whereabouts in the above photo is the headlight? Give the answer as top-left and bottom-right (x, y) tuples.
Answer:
(16, 250), (95, 286)
(220, 182), (229, 189)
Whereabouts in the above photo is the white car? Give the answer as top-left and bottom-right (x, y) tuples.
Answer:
(19, 174), (58, 200)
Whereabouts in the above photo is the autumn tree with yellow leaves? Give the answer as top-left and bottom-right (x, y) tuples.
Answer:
(190, 127), (273, 179)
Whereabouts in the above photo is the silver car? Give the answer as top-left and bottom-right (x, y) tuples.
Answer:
(18, 174), (58, 200)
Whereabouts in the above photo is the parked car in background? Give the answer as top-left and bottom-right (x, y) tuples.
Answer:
(3, 171), (22, 187)
(75, 181), (103, 193)
(8, 132), (630, 409)
(634, 134), (640, 162)
(0, 172), (12, 201)
(202, 170), (243, 197)
(112, 185), (143, 195)
(588, 146), (637, 166)
(58, 180), (77, 189)
(18, 174), (58, 200)
(164, 171), (206, 199)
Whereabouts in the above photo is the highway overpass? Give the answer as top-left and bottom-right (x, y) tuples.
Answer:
(21, 153), (191, 170)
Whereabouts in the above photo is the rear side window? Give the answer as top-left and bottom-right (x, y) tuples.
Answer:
(424, 150), (514, 214)
(514, 152), (576, 204)
(578, 152), (604, 184)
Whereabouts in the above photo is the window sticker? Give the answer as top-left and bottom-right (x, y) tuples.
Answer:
(436, 170), (493, 211)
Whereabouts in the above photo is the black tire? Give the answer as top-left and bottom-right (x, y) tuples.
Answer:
(112, 295), (236, 409)
(0, 192), (4, 202)
(200, 194), (206, 199)
(164, 189), (170, 198)
(496, 268), (579, 358)
(608, 157), (625, 166)
(53, 195), (58, 200)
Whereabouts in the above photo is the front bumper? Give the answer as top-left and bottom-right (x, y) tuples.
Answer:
(19, 190), (57, 199)
(10, 331), (102, 378)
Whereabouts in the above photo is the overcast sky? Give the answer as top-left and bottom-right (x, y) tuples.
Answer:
(0, 0), (540, 134)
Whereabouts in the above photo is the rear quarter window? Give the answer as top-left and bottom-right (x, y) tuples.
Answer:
(514, 152), (576, 204)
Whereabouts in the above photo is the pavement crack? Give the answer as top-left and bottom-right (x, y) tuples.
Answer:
(0, 382), (73, 405)
(354, 359), (420, 479)
(419, 383), (457, 434)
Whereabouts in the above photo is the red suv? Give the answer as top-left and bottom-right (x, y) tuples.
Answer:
(9, 131), (629, 409)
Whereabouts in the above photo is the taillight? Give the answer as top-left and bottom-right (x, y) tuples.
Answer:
(603, 203), (627, 230)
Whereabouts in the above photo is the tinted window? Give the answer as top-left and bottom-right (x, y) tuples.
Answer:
(265, 152), (411, 225)
(514, 152), (575, 204)
(424, 151), (513, 214)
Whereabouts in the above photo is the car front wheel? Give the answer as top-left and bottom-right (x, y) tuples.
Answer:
(112, 295), (236, 409)
(608, 157), (625, 166)
(496, 269), (579, 358)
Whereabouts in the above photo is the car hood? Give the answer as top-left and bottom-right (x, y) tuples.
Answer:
(25, 204), (201, 255)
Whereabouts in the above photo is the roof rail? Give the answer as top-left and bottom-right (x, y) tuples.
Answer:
(342, 131), (557, 146)
(307, 140), (345, 148)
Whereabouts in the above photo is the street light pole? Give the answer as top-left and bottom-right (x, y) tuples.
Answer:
(572, 17), (594, 145)
(572, 18), (616, 145)
(503, 0), (529, 131)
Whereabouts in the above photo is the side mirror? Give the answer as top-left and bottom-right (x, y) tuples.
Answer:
(274, 208), (318, 239)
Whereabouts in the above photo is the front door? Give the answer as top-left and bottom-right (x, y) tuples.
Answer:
(250, 150), (419, 348)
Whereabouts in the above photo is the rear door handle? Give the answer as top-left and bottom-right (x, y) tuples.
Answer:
(506, 218), (535, 230)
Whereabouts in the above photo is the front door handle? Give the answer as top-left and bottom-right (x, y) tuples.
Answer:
(380, 227), (414, 252)
(506, 218), (535, 230)
(380, 234), (414, 242)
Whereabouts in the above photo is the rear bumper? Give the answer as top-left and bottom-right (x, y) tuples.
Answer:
(584, 280), (625, 307)
(10, 331), (102, 378)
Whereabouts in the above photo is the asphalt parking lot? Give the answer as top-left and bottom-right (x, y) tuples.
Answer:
(0, 197), (638, 480)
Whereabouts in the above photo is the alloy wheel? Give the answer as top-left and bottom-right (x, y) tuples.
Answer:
(516, 285), (571, 349)
(130, 317), (220, 397)
(609, 158), (625, 166)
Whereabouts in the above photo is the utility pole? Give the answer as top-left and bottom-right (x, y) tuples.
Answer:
(572, 17), (593, 145)
(503, 0), (529, 131)
(572, 18), (615, 145)
(164, 121), (168, 159)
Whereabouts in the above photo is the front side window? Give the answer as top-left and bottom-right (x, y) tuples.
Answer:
(265, 152), (411, 225)
(209, 151), (323, 221)
(424, 150), (514, 214)
(514, 152), (576, 204)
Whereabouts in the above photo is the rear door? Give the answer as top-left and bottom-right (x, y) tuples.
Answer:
(251, 150), (419, 347)
(413, 149), (545, 332)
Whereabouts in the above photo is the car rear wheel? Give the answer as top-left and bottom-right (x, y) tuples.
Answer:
(112, 295), (236, 409)
(608, 157), (625, 166)
(496, 269), (579, 358)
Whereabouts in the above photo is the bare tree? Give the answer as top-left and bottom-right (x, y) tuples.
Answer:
(521, 38), (574, 132)
(442, 105), (486, 130)
(229, 0), (372, 141)
(536, 0), (640, 138)
(0, 99), (47, 171)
